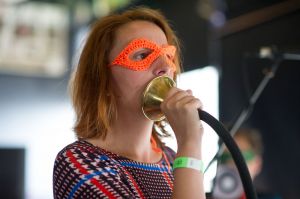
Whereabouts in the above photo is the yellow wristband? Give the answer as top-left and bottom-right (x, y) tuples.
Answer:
(173, 157), (204, 173)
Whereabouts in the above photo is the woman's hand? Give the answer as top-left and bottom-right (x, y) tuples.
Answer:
(160, 87), (204, 157)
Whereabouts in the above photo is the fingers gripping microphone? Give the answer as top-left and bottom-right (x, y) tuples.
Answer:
(142, 75), (257, 199)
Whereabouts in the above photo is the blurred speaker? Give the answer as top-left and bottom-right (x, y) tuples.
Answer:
(213, 165), (243, 199)
(0, 148), (25, 199)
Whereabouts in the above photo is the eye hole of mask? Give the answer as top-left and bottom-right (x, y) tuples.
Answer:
(130, 48), (154, 61)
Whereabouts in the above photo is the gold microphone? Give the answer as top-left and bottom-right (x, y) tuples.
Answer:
(142, 75), (175, 121)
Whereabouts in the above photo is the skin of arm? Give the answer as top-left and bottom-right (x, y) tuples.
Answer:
(161, 87), (206, 199)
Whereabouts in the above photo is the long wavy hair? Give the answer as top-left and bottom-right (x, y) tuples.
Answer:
(70, 7), (182, 146)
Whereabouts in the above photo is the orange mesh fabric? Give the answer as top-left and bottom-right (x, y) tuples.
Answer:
(151, 136), (162, 153)
(151, 136), (171, 172)
(110, 38), (177, 71)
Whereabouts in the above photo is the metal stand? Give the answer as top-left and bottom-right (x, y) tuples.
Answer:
(205, 48), (286, 173)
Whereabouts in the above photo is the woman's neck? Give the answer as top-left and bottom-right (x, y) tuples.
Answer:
(88, 111), (162, 163)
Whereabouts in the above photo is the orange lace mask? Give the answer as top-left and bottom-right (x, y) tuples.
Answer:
(110, 38), (177, 71)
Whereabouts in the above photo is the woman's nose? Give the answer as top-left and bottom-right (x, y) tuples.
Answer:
(153, 55), (175, 77)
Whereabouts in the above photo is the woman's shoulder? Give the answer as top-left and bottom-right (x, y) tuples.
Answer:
(53, 141), (138, 198)
(53, 140), (128, 181)
(55, 140), (98, 155)
(54, 140), (119, 167)
(55, 140), (94, 161)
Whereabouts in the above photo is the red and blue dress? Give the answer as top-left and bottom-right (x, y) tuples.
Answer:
(53, 140), (175, 198)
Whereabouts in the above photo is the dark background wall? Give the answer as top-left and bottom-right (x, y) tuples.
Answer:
(219, 9), (300, 198)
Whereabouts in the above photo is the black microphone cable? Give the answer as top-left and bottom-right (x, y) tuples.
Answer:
(199, 110), (257, 199)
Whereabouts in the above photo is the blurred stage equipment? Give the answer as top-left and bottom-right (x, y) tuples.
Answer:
(0, 148), (25, 199)
(212, 165), (244, 199)
(205, 46), (300, 175)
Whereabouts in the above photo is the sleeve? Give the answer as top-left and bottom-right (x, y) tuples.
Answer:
(53, 147), (138, 199)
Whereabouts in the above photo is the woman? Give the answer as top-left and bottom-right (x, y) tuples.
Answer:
(53, 7), (205, 199)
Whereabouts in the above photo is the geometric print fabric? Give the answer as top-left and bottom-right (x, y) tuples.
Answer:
(53, 140), (175, 199)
